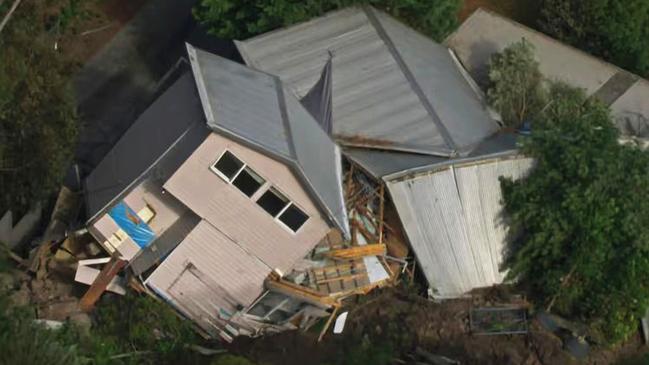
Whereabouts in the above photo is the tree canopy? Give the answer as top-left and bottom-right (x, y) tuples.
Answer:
(539, 0), (649, 76)
(487, 39), (546, 128)
(193, 0), (461, 42)
(0, 2), (78, 215)
(500, 82), (649, 343)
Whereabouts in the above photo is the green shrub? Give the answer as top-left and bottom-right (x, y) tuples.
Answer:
(500, 80), (649, 343)
(539, 0), (649, 76)
(194, 0), (461, 42)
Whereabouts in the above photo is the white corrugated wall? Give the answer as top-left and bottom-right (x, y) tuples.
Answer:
(387, 157), (533, 298)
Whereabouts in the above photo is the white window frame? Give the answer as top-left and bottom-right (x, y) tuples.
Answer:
(256, 186), (309, 234)
(210, 150), (309, 234)
(210, 149), (266, 199)
(209, 149), (246, 183)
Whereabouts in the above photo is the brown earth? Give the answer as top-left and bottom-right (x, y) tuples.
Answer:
(231, 286), (648, 365)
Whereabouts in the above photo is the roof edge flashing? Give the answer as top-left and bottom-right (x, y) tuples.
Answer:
(187, 43), (216, 125)
(382, 149), (522, 183)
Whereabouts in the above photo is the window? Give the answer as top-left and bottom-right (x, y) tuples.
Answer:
(232, 167), (264, 197)
(212, 151), (243, 181)
(256, 188), (309, 233)
(278, 205), (309, 232)
(211, 150), (266, 198)
(257, 188), (289, 217)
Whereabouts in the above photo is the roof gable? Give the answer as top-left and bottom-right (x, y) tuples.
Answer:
(187, 44), (350, 237)
(236, 6), (498, 157)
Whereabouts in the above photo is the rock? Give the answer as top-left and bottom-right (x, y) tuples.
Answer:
(69, 312), (92, 333)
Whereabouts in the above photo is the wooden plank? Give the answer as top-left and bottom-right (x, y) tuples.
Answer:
(318, 306), (339, 342)
(325, 244), (386, 260)
(265, 276), (337, 308)
(75, 265), (126, 295)
(80, 256), (127, 312)
(378, 184), (385, 244)
(316, 273), (366, 285)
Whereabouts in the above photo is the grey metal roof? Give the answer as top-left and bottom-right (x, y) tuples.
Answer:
(236, 6), (499, 157)
(446, 8), (649, 139)
(345, 132), (519, 179)
(344, 148), (445, 179)
(300, 55), (333, 134)
(187, 44), (350, 237)
(611, 80), (649, 138)
(84, 72), (210, 221)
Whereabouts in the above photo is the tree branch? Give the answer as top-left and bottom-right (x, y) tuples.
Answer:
(0, 0), (22, 35)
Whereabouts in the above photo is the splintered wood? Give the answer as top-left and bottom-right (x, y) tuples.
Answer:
(325, 244), (386, 260)
(308, 260), (370, 295)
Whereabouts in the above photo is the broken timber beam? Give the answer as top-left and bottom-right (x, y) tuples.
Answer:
(265, 275), (338, 308)
(325, 244), (386, 260)
(80, 256), (127, 312)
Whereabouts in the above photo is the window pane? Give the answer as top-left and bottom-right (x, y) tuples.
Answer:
(213, 151), (243, 180)
(257, 189), (289, 217)
(279, 204), (308, 232)
(232, 167), (265, 197)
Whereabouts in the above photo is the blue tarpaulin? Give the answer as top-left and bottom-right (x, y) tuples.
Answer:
(108, 202), (156, 248)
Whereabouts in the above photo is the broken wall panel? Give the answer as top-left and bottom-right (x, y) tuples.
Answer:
(387, 156), (533, 298)
(145, 220), (271, 332)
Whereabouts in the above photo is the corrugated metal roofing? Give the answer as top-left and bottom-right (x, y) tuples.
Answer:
(386, 156), (534, 298)
(187, 44), (349, 237)
(345, 132), (519, 179)
(446, 8), (649, 138)
(236, 6), (498, 157)
(84, 73), (210, 221)
(611, 80), (649, 138)
(445, 8), (618, 95)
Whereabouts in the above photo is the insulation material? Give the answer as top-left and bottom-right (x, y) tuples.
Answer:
(387, 157), (534, 298)
(108, 201), (156, 248)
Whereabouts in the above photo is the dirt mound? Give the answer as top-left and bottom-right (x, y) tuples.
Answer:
(233, 287), (646, 365)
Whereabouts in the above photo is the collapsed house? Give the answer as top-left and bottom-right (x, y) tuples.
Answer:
(81, 44), (407, 341)
(235, 6), (532, 299)
(235, 5), (649, 299)
(80, 6), (649, 338)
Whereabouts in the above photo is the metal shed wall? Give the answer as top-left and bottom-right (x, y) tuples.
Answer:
(387, 156), (533, 298)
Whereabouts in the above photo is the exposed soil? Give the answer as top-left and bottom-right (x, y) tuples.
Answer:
(459, 0), (541, 27)
(231, 286), (648, 365)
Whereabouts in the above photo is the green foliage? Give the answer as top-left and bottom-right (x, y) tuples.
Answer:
(86, 294), (204, 364)
(487, 39), (546, 127)
(0, 293), (83, 365)
(0, 1), (79, 215)
(539, 0), (649, 76)
(500, 82), (649, 343)
(340, 338), (393, 365)
(194, 0), (462, 42)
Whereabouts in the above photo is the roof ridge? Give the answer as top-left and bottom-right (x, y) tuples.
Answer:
(363, 6), (458, 155)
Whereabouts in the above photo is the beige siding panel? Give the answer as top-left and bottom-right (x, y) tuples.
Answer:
(164, 133), (330, 272)
(146, 220), (270, 316)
